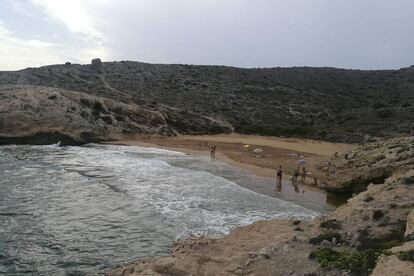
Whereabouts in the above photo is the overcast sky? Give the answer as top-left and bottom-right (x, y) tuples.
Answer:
(0, 0), (413, 70)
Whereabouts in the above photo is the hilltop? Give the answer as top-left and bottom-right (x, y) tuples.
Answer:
(1, 60), (413, 143)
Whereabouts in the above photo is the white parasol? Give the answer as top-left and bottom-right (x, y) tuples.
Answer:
(253, 148), (264, 154)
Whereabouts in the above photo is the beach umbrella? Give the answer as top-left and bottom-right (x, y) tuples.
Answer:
(297, 159), (307, 166)
(253, 148), (263, 154)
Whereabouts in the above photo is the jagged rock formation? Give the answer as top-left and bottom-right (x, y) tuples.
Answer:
(1, 61), (413, 142)
(0, 85), (232, 145)
(320, 137), (414, 192)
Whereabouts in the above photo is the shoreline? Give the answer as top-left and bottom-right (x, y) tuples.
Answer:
(104, 134), (354, 181)
(103, 134), (354, 210)
(105, 136), (414, 276)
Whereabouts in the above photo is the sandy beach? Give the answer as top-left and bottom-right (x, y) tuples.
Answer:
(107, 134), (354, 185)
(105, 134), (356, 210)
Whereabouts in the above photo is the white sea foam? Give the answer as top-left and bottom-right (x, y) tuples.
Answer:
(0, 144), (320, 275)
(58, 144), (319, 237)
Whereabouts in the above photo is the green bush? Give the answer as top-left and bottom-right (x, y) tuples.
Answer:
(397, 249), (414, 262)
(309, 232), (342, 245)
(403, 176), (414, 185)
(309, 248), (383, 275)
(320, 219), (342, 230)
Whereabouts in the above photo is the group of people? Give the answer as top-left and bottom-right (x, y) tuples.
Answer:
(207, 144), (320, 192)
(291, 166), (307, 182)
(275, 165), (318, 192)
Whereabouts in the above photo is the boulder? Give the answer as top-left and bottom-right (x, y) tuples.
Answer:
(91, 58), (103, 73)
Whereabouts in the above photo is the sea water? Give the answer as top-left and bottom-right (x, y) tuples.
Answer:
(0, 144), (318, 275)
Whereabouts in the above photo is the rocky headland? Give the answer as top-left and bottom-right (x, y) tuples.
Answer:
(0, 85), (232, 145)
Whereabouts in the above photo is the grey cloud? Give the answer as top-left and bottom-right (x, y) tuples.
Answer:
(0, 0), (413, 70)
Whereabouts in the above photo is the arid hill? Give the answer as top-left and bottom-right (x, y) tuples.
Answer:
(0, 85), (231, 145)
(1, 60), (413, 143)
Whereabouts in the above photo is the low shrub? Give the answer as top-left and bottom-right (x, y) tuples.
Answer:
(403, 176), (414, 185)
(320, 219), (342, 230)
(309, 248), (383, 275)
(364, 196), (374, 202)
(373, 210), (385, 220)
(357, 220), (406, 250)
(397, 249), (414, 262)
(309, 232), (342, 245)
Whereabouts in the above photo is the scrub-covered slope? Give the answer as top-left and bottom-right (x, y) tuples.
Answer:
(1, 60), (413, 142)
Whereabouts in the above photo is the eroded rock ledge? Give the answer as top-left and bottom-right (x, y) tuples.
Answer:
(0, 85), (233, 145)
(320, 137), (414, 193)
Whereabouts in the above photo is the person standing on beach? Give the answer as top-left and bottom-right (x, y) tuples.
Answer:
(292, 181), (300, 193)
(276, 165), (282, 191)
(301, 167), (307, 182)
(291, 167), (300, 181)
(210, 146), (217, 159)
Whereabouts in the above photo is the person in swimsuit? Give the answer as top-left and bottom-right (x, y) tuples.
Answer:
(301, 167), (306, 182)
(291, 167), (300, 181)
(276, 165), (282, 191)
(210, 146), (217, 159)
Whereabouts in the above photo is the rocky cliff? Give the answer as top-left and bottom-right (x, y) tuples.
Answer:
(0, 85), (232, 145)
(320, 137), (414, 193)
(1, 60), (413, 143)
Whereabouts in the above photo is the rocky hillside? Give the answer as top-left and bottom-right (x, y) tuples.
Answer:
(0, 85), (232, 145)
(1, 60), (414, 142)
(319, 137), (414, 193)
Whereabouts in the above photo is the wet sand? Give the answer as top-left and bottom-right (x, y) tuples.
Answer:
(104, 134), (355, 211)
